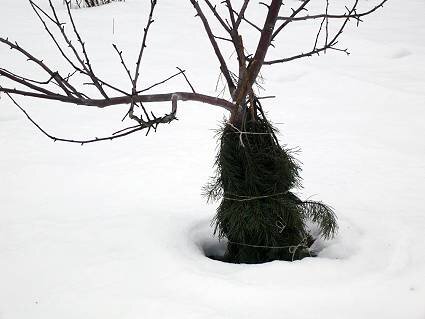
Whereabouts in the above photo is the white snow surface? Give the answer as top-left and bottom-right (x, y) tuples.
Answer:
(1, 0), (424, 318)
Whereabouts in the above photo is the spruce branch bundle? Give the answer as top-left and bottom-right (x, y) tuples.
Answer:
(205, 115), (337, 263)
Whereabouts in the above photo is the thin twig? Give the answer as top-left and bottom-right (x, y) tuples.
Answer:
(189, 0), (235, 95)
(272, 0), (311, 41)
(277, 0), (388, 22)
(63, 0), (109, 98)
(136, 69), (186, 94)
(203, 0), (232, 33)
(265, 0), (359, 65)
(235, 0), (250, 29)
(176, 67), (196, 93)
(133, 0), (158, 93)
(112, 43), (134, 84)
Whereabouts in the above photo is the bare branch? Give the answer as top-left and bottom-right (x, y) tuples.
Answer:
(0, 36), (79, 98)
(136, 69), (186, 94)
(313, 12), (327, 51)
(3, 90), (175, 145)
(0, 67), (58, 87)
(189, 0), (236, 94)
(265, 0), (360, 65)
(0, 69), (57, 96)
(133, 0), (158, 93)
(277, 0), (388, 22)
(176, 67), (196, 93)
(235, 0), (250, 29)
(224, 0), (237, 30)
(214, 35), (233, 42)
(272, 0), (311, 41)
(203, 0), (231, 34)
(325, 0), (329, 48)
(28, 1), (82, 97)
(1, 87), (235, 111)
(231, 8), (262, 32)
(30, 1), (128, 97)
(63, 0), (109, 98)
(112, 43), (133, 85)
(0, 0), (388, 144)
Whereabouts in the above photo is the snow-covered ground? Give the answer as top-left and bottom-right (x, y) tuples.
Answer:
(1, 0), (424, 318)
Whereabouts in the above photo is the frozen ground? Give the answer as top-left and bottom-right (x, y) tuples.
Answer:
(0, 0), (424, 318)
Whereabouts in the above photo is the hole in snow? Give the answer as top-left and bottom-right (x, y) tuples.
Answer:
(189, 219), (351, 263)
(189, 219), (227, 261)
(201, 238), (227, 262)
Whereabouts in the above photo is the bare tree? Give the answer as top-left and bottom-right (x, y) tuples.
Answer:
(0, 0), (388, 263)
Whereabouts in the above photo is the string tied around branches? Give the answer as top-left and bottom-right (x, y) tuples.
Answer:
(228, 236), (311, 261)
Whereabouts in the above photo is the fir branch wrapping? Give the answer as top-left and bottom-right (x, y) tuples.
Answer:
(204, 115), (338, 264)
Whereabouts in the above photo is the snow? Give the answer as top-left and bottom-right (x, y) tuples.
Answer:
(1, 0), (424, 318)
